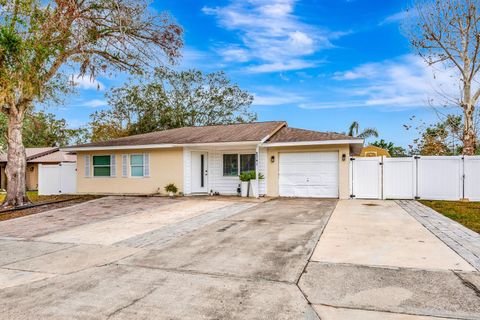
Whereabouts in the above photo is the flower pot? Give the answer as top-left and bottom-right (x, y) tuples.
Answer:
(241, 181), (249, 197)
(168, 191), (174, 197)
(249, 179), (258, 198)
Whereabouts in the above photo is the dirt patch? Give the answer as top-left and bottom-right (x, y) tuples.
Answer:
(363, 203), (379, 207)
(0, 196), (102, 222)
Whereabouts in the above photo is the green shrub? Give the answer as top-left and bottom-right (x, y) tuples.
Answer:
(164, 183), (178, 194)
(239, 171), (264, 181)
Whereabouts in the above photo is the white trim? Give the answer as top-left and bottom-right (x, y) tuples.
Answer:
(84, 155), (91, 177)
(143, 153), (150, 177)
(261, 139), (363, 147)
(121, 154), (128, 177)
(63, 139), (362, 152)
(63, 141), (260, 152)
(260, 122), (286, 143)
(110, 154), (116, 177)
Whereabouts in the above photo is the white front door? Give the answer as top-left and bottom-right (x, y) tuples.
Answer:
(279, 152), (339, 198)
(191, 152), (208, 193)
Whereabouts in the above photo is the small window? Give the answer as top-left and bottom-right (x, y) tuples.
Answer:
(93, 155), (111, 177)
(223, 154), (238, 176)
(240, 154), (255, 173)
(223, 154), (256, 176)
(130, 154), (144, 177)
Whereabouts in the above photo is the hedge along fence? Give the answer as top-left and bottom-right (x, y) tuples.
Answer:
(350, 156), (480, 201)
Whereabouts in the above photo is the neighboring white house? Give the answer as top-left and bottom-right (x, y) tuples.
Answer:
(0, 147), (76, 191)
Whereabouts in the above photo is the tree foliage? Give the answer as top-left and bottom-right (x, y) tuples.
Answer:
(0, 0), (183, 206)
(90, 67), (256, 142)
(347, 121), (379, 139)
(407, 0), (480, 154)
(0, 111), (88, 148)
(371, 139), (408, 157)
(407, 115), (464, 155)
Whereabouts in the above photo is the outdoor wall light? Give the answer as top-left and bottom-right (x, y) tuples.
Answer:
(270, 155), (275, 163)
(342, 154), (346, 161)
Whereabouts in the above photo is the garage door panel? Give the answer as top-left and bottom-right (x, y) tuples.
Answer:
(279, 152), (339, 198)
(279, 174), (308, 185)
(309, 175), (337, 185)
(308, 185), (337, 198)
(279, 185), (308, 197)
(310, 152), (337, 161)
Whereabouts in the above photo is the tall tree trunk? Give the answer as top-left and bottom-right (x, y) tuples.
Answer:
(463, 103), (477, 155)
(2, 111), (29, 207)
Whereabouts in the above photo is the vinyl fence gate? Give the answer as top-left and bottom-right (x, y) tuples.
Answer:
(38, 163), (77, 195)
(350, 156), (480, 201)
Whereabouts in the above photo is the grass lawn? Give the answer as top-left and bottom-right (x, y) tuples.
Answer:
(420, 200), (480, 233)
(0, 191), (78, 204)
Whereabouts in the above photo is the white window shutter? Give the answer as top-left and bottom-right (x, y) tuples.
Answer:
(84, 155), (90, 177)
(143, 153), (150, 177)
(122, 155), (128, 177)
(110, 154), (116, 177)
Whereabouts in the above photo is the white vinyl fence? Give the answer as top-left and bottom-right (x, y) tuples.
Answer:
(350, 156), (480, 201)
(38, 163), (77, 195)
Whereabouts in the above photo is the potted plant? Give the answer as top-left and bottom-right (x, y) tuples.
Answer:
(239, 171), (264, 197)
(239, 171), (252, 197)
(164, 183), (178, 197)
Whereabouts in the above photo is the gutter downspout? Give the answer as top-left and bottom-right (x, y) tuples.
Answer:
(255, 122), (287, 198)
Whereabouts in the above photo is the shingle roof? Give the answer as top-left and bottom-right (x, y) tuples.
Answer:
(0, 147), (76, 163)
(29, 150), (76, 163)
(65, 121), (363, 150)
(265, 127), (362, 143)
(66, 121), (287, 148)
(0, 147), (57, 162)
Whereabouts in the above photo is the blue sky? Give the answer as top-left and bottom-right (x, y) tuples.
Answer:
(53, 0), (456, 148)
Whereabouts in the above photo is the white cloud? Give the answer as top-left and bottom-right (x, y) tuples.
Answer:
(308, 55), (464, 110)
(246, 59), (318, 73)
(217, 46), (251, 62)
(379, 10), (418, 26)
(78, 99), (108, 108)
(71, 74), (105, 91)
(252, 86), (305, 106)
(203, 0), (343, 72)
(254, 94), (304, 106)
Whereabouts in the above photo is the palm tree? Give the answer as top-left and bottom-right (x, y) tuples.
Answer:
(348, 121), (379, 139)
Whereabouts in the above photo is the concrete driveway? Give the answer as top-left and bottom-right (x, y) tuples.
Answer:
(0, 197), (478, 319)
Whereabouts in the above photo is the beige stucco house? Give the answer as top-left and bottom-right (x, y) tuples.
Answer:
(0, 147), (76, 191)
(65, 121), (363, 199)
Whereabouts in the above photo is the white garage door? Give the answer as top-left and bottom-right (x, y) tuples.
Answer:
(279, 152), (339, 198)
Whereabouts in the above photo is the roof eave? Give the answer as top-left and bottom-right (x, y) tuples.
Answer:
(260, 121), (287, 143)
(62, 141), (262, 152)
(261, 139), (364, 147)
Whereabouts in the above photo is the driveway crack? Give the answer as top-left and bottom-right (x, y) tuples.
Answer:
(453, 271), (480, 298)
(106, 287), (157, 319)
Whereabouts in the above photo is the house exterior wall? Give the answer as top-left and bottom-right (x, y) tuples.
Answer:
(183, 146), (267, 195)
(266, 144), (351, 199)
(360, 146), (390, 158)
(26, 163), (39, 191)
(76, 148), (183, 195)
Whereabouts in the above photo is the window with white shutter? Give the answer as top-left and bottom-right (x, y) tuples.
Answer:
(110, 154), (116, 177)
(143, 153), (150, 177)
(84, 155), (91, 177)
(122, 155), (128, 177)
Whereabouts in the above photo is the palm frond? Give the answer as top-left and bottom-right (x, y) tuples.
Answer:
(348, 121), (359, 136)
(358, 128), (379, 139)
